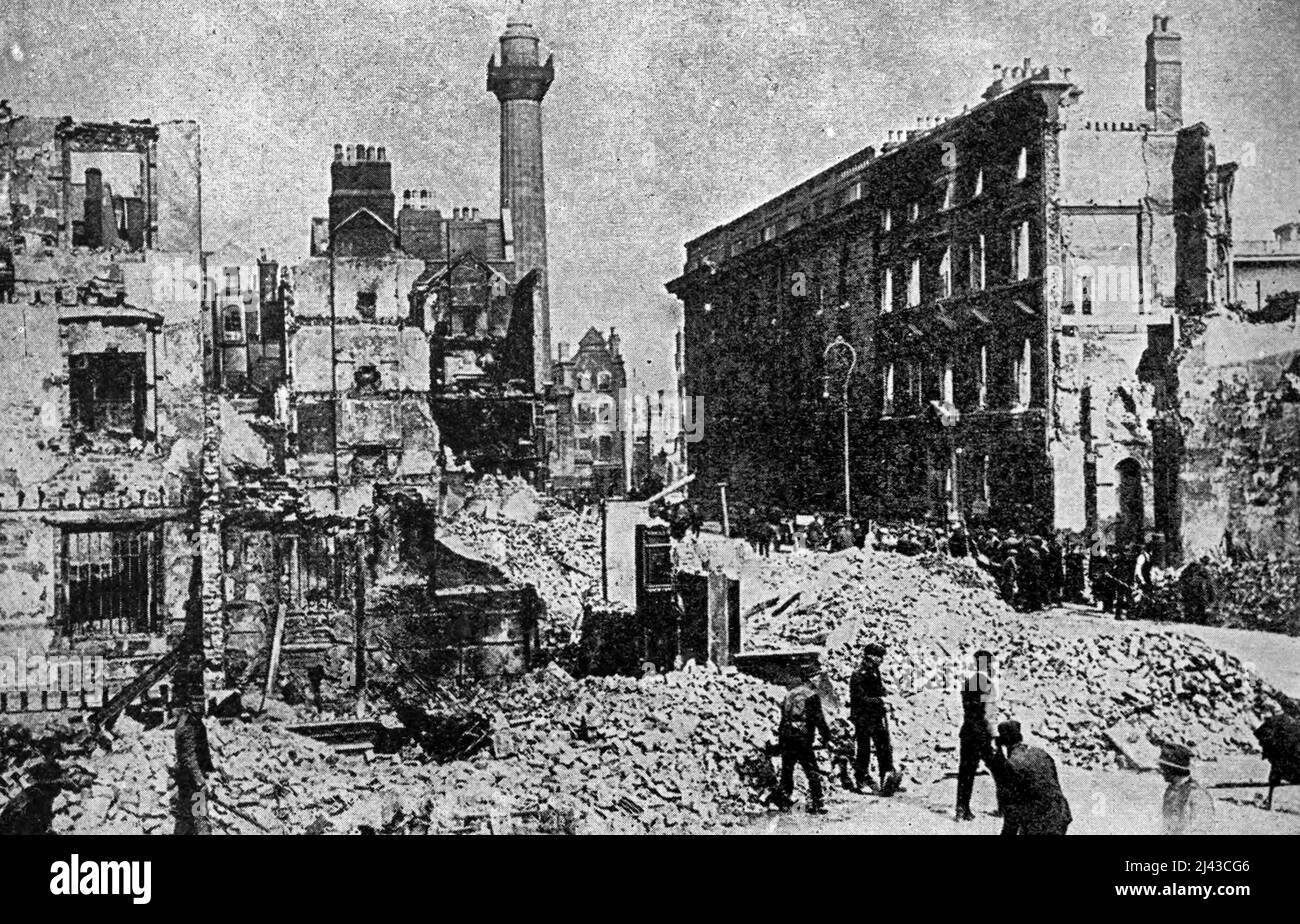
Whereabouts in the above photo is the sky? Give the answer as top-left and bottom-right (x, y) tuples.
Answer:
(3, 0), (1298, 391)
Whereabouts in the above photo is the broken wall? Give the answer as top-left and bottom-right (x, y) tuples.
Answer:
(1178, 314), (1300, 557)
(285, 255), (438, 518)
(1048, 124), (1180, 544)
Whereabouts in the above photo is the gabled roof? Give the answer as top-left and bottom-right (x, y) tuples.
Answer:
(333, 207), (396, 235)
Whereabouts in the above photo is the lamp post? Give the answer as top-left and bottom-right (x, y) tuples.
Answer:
(822, 336), (857, 518)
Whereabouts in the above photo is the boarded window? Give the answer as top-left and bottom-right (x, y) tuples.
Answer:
(69, 351), (147, 440)
(57, 526), (160, 638)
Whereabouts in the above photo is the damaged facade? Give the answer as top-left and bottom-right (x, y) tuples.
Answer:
(0, 16), (564, 713)
(668, 16), (1235, 558)
(0, 113), (205, 708)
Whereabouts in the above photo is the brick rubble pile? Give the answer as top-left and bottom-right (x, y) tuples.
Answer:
(48, 664), (784, 835)
(742, 547), (1285, 783)
(439, 481), (601, 641)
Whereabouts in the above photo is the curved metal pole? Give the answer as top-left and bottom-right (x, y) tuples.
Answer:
(823, 336), (857, 518)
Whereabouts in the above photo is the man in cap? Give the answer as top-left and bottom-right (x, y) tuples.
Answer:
(775, 666), (836, 814)
(850, 642), (897, 795)
(1159, 743), (1215, 835)
(0, 760), (83, 835)
(956, 649), (1000, 821)
(983, 720), (1072, 835)
(173, 681), (216, 835)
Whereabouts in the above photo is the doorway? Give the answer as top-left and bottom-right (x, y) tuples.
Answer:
(1115, 459), (1144, 550)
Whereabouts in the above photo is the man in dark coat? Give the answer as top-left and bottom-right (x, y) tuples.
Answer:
(1178, 557), (1215, 625)
(174, 697), (216, 835)
(776, 669), (836, 814)
(0, 761), (78, 835)
(849, 643), (896, 794)
(1045, 533), (1065, 604)
(998, 548), (1018, 607)
(1016, 539), (1043, 611)
(956, 649), (999, 821)
(983, 720), (1072, 835)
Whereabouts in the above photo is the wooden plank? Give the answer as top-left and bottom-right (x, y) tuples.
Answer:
(260, 603), (287, 712)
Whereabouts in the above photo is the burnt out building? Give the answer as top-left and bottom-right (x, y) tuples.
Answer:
(668, 16), (1234, 555)
(0, 113), (207, 709)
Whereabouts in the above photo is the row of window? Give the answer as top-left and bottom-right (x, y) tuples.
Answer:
(880, 339), (1033, 415)
(703, 145), (1032, 269)
(880, 146), (1029, 232)
(881, 221), (1032, 312)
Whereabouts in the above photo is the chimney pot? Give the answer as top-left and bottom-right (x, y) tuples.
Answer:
(377, 146), (386, 161)
(366, 145), (376, 161)
(354, 143), (365, 161)
(334, 143), (344, 161)
(472, 207), (479, 219)
(453, 208), (460, 220)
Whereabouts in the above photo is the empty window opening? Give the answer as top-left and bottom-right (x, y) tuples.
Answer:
(70, 351), (147, 440)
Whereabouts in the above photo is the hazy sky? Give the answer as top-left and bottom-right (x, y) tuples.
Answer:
(3, 0), (1298, 390)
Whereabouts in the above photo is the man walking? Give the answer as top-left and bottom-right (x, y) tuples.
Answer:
(174, 686), (216, 835)
(983, 720), (1072, 835)
(850, 642), (898, 795)
(956, 649), (999, 821)
(776, 668), (836, 814)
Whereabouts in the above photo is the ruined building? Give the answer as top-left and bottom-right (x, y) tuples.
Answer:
(0, 114), (206, 707)
(0, 18), (561, 713)
(547, 328), (628, 501)
(668, 16), (1237, 558)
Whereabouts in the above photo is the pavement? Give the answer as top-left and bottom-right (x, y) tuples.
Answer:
(734, 763), (1300, 835)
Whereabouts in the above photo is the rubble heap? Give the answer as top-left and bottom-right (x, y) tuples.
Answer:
(742, 547), (1285, 782)
(50, 665), (785, 835)
(438, 484), (601, 640)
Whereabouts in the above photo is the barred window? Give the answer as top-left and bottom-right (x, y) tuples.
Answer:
(290, 534), (355, 610)
(57, 526), (161, 638)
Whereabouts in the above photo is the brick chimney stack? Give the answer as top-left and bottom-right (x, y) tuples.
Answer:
(1145, 14), (1183, 131)
(488, 16), (554, 393)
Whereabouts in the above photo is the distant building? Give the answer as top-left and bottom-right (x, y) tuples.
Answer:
(548, 328), (627, 501)
(1234, 221), (1300, 317)
(669, 16), (1234, 559)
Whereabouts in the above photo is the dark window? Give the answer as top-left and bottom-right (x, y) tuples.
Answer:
(224, 306), (243, 334)
(356, 291), (377, 320)
(57, 526), (160, 638)
(353, 364), (381, 393)
(296, 400), (336, 454)
(598, 435), (613, 461)
(69, 351), (147, 440)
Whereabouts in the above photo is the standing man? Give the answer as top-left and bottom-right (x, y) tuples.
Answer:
(174, 688), (216, 835)
(850, 642), (897, 795)
(983, 720), (1072, 835)
(1178, 557), (1215, 625)
(1132, 539), (1154, 619)
(776, 667), (836, 814)
(956, 649), (1000, 821)
(1159, 743), (1215, 835)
